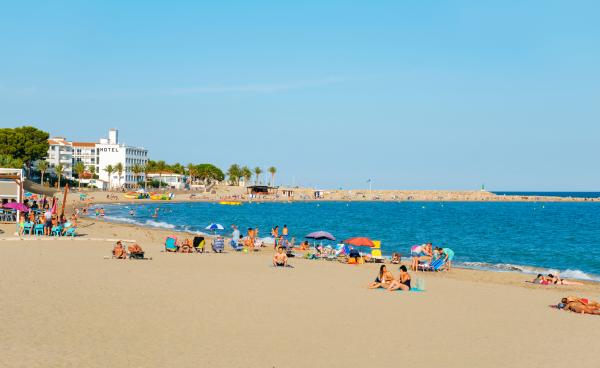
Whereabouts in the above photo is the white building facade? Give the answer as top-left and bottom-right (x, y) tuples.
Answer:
(47, 137), (73, 178)
(146, 173), (187, 190)
(48, 129), (148, 189)
(97, 129), (148, 188)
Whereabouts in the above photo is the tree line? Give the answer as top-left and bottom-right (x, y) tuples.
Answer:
(226, 164), (277, 186)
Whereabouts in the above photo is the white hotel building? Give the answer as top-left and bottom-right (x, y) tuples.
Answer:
(47, 129), (148, 189)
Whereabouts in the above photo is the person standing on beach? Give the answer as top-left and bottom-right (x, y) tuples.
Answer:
(282, 224), (288, 240)
(438, 247), (455, 270)
(231, 225), (240, 247)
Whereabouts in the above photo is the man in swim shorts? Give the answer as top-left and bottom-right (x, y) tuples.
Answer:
(273, 246), (288, 267)
(438, 247), (455, 271)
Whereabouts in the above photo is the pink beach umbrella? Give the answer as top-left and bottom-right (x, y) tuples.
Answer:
(3, 202), (29, 212)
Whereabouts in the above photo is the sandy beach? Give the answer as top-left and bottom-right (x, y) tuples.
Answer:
(1, 218), (599, 368)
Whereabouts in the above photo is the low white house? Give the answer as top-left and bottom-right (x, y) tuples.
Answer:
(147, 173), (187, 190)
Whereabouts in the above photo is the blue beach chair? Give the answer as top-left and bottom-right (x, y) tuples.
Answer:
(51, 225), (63, 236)
(230, 239), (243, 251)
(418, 257), (445, 272)
(34, 224), (44, 236)
(65, 227), (77, 237)
(165, 236), (178, 252)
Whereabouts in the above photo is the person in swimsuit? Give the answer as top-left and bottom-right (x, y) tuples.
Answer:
(388, 265), (411, 291)
(113, 241), (127, 259)
(411, 244), (431, 271)
(533, 274), (552, 285)
(128, 243), (144, 258)
(282, 224), (289, 240)
(558, 301), (600, 315)
(562, 297), (600, 309)
(369, 265), (394, 289)
(438, 247), (455, 270)
(273, 246), (288, 267)
(548, 273), (583, 286)
(18, 213), (26, 236)
(391, 253), (401, 264)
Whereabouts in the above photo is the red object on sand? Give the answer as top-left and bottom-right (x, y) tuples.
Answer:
(343, 237), (375, 247)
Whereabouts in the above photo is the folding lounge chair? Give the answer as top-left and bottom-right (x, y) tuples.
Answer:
(212, 237), (225, 253)
(418, 257), (445, 272)
(164, 236), (178, 252)
(193, 236), (206, 253)
(230, 239), (243, 251)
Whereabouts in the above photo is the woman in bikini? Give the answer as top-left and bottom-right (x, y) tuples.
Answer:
(369, 265), (394, 289)
(388, 265), (412, 291)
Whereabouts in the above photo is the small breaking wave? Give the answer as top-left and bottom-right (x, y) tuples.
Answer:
(103, 216), (140, 225)
(458, 262), (600, 282)
(144, 220), (176, 229)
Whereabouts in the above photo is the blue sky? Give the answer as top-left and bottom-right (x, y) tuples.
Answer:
(1, 0), (599, 190)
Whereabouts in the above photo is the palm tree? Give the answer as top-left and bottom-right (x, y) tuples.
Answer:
(156, 160), (167, 188)
(89, 165), (96, 178)
(131, 164), (142, 188)
(114, 163), (124, 189)
(141, 164), (148, 190)
(73, 161), (85, 188)
(37, 160), (48, 185)
(253, 167), (262, 185)
(104, 165), (114, 189)
(54, 164), (65, 189)
(268, 166), (277, 186)
(227, 164), (241, 186)
(241, 166), (252, 186)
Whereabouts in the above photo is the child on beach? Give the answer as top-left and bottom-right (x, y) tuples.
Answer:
(273, 246), (288, 267)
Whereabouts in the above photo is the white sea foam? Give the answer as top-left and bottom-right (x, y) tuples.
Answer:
(458, 262), (600, 282)
(103, 216), (140, 225)
(144, 220), (176, 229)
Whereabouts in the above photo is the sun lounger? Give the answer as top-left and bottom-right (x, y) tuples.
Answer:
(193, 236), (206, 253)
(230, 239), (243, 251)
(417, 257), (445, 271)
(212, 237), (225, 253)
(165, 236), (178, 252)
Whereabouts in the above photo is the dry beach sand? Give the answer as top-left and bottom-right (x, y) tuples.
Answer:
(1, 219), (599, 368)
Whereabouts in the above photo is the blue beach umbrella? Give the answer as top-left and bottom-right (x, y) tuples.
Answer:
(205, 223), (224, 231)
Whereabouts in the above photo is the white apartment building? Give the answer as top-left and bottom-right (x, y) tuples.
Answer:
(72, 142), (99, 174)
(47, 137), (73, 179)
(47, 129), (148, 188)
(96, 129), (148, 188)
(146, 172), (187, 190)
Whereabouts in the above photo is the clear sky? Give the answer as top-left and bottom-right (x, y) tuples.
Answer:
(1, 0), (599, 190)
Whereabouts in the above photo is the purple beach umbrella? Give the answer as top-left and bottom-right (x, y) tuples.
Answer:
(305, 231), (336, 241)
(3, 202), (29, 212)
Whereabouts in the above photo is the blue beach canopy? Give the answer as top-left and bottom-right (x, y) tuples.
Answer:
(205, 223), (224, 231)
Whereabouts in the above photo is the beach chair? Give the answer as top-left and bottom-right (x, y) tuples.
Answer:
(65, 227), (77, 237)
(370, 240), (385, 263)
(418, 257), (445, 272)
(193, 236), (206, 253)
(212, 237), (225, 253)
(129, 252), (146, 259)
(23, 222), (33, 235)
(34, 223), (44, 236)
(51, 225), (63, 236)
(164, 236), (178, 252)
(230, 239), (243, 251)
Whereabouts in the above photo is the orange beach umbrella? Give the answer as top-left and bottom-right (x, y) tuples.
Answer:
(343, 237), (375, 247)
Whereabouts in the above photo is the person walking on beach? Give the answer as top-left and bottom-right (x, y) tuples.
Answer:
(271, 226), (279, 248)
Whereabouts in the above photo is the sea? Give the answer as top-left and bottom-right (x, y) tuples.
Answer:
(94, 200), (600, 281)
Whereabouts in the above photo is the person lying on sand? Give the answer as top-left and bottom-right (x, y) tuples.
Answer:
(273, 246), (288, 267)
(547, 273), (583, 286)
(557, 301), (600, 315)
(113, 241), (127, 259)
(128, 243), (144, 255)
(388, 265), (411, 291)
(562, 297), (600, 308)
(533, 274), (552, 285)
(369, 265), (394, 289)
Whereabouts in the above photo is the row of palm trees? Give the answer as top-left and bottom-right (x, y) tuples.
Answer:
(226, 165), (277, 186)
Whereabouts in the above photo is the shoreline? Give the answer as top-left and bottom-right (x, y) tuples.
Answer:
(82, 213), (600, 284)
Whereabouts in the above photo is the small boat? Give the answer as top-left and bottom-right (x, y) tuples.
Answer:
(219, 201), (242, 206)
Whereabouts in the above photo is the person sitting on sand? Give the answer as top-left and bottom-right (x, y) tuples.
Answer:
(388, 265), (411, 291)
(391, 253), (401, 264)
(299, 240), (309, 251)
(557, 301), (600, 315)
(113, 241), (127, 259)
(273, 246), (288, 267)
(548, 273), (583, 286)
(369, 265), (394, 289)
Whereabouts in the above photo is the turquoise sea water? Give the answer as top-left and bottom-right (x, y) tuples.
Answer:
(96, 201), (600, 281)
